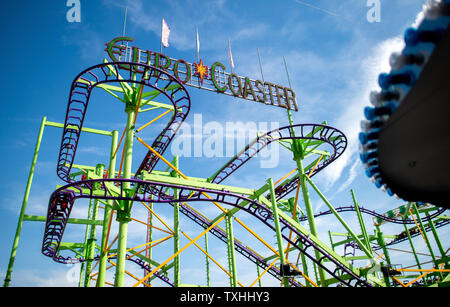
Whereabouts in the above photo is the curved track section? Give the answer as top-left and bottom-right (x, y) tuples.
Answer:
(43, 178), (370, 287)
(41, 4), (450, 287)
(56, 61), (190, 183)
(382, 218), (450, 248)
(302, 205), (447, 225)
(45, 61), (365, 286)
(209, 124), (347, 200)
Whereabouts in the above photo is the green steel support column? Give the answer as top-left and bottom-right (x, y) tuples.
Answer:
(225, 217), (232, 287)
(312, 261), (319, 286)
(4, 116), (46, 287)
(226, 215), (232, 287)
(84, 164), (104, 287)
(78, 263), (85, 287)
(328, 231), (335, 251)
(293, 157), (326, 286)
(114, 210), (131, 287)
(304, 176), (374, 260)
(380, 261), (391, 288)
(78, 262), (85, 287)
(172, 156), (180, 287)
(226, 211), (238, 287)
(351, 190), (372, 256)
(425, 212), (446, 258)
(412, 203), (442, 279)
(80, 198), (94, 287)
(403, 223), (425, 284)
(97, 130), (118, 287)
(256, 264), (262, 287)
(122, 100), (136, 190)
(296, 242), (311, 287)
(114, 103), (136, 287)
(375, 226), (392, 287)
(145, 197), (153, 285)
(352, 192), (381, 286)
(204, 232), (211, 287)
(289, 197), (310, 287)
(267, 178), (290, 287)
(375, 226), (392, 265)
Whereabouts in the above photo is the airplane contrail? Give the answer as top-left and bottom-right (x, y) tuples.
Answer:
(294, 0), (341, 18)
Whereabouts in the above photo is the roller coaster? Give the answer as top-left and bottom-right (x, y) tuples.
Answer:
(4, 1), (449, 287)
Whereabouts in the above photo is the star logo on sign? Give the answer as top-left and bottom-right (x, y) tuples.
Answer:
(194, 59), (209, 86)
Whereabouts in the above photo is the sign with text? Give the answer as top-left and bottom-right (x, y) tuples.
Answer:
(105, 37), (298, 112)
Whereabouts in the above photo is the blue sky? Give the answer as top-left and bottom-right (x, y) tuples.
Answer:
(0, 0), (447, 287)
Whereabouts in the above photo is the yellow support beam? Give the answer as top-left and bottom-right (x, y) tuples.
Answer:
(140, 201), (174, 234)
(133, 215), (226, 287)
(396, 268), (450, 273)
(404, 272), (431, 287)
(308, 154), (323, 177)
(274, 168), (297, 186)
(137, 136), (229, 213)
(136, 109), (172, 133)
(250, 257), (279, 287)
(234, 216), (279, 256)
(409, 209), (428, 244)
(181, 231), (244, 287)
(136, 136), (319, 287)
(106, 235), (174, 259)
(129, 217), (173, 235)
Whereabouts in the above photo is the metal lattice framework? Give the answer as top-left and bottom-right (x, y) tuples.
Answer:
(4, 2), (450, 287)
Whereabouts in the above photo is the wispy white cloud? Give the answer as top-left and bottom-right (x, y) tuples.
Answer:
(103, 0), (271, 53)
(319, 35), (405, 190)
(3, 268), (79, 287)
(320, 3), (431, 190)
(337, 158), (360, 193)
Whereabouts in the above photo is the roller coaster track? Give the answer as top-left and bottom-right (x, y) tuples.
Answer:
(43, 178), (370, 287)
(382, 218), (450, 249)
(209, 123), (347, 201)
(173, 202), (302, 287)
(345, 218), (450, 253)
(56, 62), (190, 184)
(305, 205), (448, 251)
(98, 254), (174, 287)
(301, 205), (447, 225)
(43, 61), (371, 287)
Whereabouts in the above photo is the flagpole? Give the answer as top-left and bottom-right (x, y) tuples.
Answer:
(228, 39), (233, 73)
(196, 28), (200, 62)
(160, 19), (163, 54)
(121, 7), (129, 61)
(282, 56), (295, 125)
(122, 7), (128, 37)
(257, 48), (265, 82)
(282, 56), (292, 88)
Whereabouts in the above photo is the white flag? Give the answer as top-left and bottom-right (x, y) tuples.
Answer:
(161, 18), (170, 48)
(228, 39), (235, 70)
(196, 28), (200, 61)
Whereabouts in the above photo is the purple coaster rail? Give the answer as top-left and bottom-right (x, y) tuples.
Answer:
(209, 123), (347, 201)
(56, 62), (190, 184)
(45, 61), (370, 287)
(43, 178), (371, 287)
